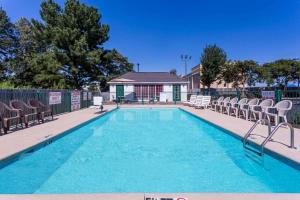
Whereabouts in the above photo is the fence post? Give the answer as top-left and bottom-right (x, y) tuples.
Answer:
(275, 89), (282, 103)
(236, 89), (241, 100)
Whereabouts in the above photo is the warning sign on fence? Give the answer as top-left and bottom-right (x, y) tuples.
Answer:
(88, 92), (92, 100)
(261, 91), (275, 100)
(83, 92), (88, 101)
(49, 92), (62, 105)
(71, 90), (81, 111)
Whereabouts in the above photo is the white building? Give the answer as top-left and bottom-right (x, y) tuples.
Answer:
(108, 72), (188, 103)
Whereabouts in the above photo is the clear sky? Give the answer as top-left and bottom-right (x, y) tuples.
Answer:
(1, 0), (300, 75)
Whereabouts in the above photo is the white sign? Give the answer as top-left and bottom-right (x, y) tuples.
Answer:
(83, 92), (88, 101)
(71, 91), (81, 111)
(88, 92), (92, 100)
(261, 91), (275, 100)
(49, 92), (61, 105)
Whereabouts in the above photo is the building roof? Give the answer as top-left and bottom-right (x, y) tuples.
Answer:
(183, 64), (201, 79)
(108, 72), (188, 84)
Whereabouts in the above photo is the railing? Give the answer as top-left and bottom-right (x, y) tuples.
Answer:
(243, 119), (271, 151)
(261, 122), (295, 155)
(243, 120), (295, 157)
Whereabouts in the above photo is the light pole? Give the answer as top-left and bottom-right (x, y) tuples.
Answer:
(136, 63), (140, 72)
(181, 54), (191, 75)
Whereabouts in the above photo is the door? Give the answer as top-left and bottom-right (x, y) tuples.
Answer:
(173, 84), (181, 102)
(116, 85), (124, 102)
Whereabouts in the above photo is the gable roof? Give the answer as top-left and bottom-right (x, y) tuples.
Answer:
(108, 72), (187, 84)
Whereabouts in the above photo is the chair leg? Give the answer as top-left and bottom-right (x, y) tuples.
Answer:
(3, 127), (7, 135)
(275, 116), (278, 126)
(283, 116), (288, 123)
(41, 113), (45, 123)
(25, 116), (29, 128)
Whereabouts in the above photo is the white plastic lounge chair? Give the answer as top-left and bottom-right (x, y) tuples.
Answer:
(265, 100), (292, 126)
(93, 96), (103, 111)
(223, 97), (238, 115)
(183, 95), (196, 106)
(211, 96), (224, 111)
(230, 98), (248, 117)
(250, 99), (274, 121)
(160, 92), (168, 103)
(240, 98), (259, 120)
(189, 95), (202, 107)
(194, 96), (211, 109)
(218, 97), (230, 113)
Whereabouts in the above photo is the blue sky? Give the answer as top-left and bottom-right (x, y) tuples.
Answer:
(1, 0), (300, 75)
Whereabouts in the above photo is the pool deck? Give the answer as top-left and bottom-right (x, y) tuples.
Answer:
(1, 193), (300, 200)
(0, 104), (300, 200)
(0, 105), (117, 162)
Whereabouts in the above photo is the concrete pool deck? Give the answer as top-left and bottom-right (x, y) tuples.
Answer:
(0, 105), (117, 161)
(0, 104), (299, 199)
(1, 193), (300, 200)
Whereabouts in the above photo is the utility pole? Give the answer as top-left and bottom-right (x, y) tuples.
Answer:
(136, 63), (140, 72)
(181, 54), (191, 75)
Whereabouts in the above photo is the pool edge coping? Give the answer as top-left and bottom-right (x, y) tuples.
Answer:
(1, 193), (300, 200)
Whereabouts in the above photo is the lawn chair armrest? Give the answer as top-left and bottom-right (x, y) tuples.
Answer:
(251, 105), (262, 111)
(24, 104), (38, 113)
(226, 102), (232, 107)
(8, 108), (21, 117)
(241, 104), (249, 110)
(265, 106), (277, 114)
(232, 103), (239, 108)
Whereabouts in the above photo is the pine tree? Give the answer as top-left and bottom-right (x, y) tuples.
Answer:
(31, 0), (132, 89)
(0, 7), (17, 81)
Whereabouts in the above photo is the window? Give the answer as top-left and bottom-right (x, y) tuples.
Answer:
(149, 85), (155, 98)
(134, 85), (163, 101)
(155, 85), (163, 98)
(134, 85), (141, 99)
(142, 85), (148, 99)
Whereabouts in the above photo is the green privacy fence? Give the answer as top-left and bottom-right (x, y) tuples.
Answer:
(197, 88), (300, 126)
(198, 88), (300, 103)
(0, 89), (93, 116)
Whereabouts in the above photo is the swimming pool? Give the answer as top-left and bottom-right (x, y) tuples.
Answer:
(0, 108), (299, 193)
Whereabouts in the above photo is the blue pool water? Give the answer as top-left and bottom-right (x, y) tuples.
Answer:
(0, 108), (299, 193)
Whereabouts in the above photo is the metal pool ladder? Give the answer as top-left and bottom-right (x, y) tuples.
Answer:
(243, 119), (295, 157)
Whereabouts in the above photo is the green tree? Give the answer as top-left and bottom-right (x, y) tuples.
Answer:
(233, 60), (258, 90)
(0, 7), (17, 81)
(11, 18), (40, 87)
(200, 44), (227, 91)
(31, 0), (132, 89)
(220, 61), (238, 88)
(255, 65), (273, 86)
(99, 49), (133, 90)
(262, 59), (295, 90)
(290, 59), (300, 87)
